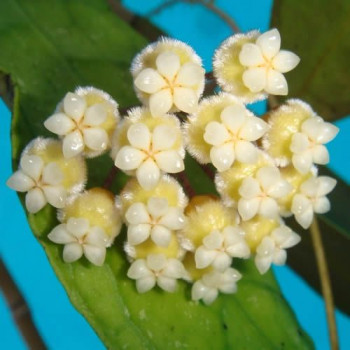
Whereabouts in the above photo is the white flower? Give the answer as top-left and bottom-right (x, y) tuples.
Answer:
(48, 217), (109, 266)
(195, 227), (250, 271)
(7, 154), (66, 213)
(125, 197), (186, 247)
(239, 29), (300, 95)
(255, 225), (301, 274)
(238, 166), (292, 221)
(115, 122), (184, 189)
(203, 104), (268, 171)
(127, 254), (187, 293)
(45, 92), (116, 158)
(290, 117), (339, 174)
(134, 51), (204, 116)
(191, 267), (242, 305)
(291, 176), (336, 229)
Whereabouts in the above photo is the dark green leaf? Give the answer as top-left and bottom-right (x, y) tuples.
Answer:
(272, 0), (350, 121)
(1, 0), (313, 348)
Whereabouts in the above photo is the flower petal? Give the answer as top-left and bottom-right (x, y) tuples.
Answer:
(127, 259), (152, 279)
(203, 231), (224, 250)
(272, 50), (300, 73)
(152, 124), (177, 151)
(83, 104), (107, 126)
(162, 259), (186, 279)
(157, 276), (177, 292)
(156, 51), (181, 81)
(239, 43), (265, 66)
(125, 203), (150, 225)
(134, 68), (166, 94)
(290, 133), (310, 154)
(147, 197), (169, 218)
(147, 254), (167, 271)
(316, 176), (337, 196)
(259, 197), (279, 218)
(44, 113), (75, 135)
(63, 243), (83, 263)
(203, 122), (230, 146)
(85, 226), (109, 247)
(115, 146), (146, 170)
(191, 281), (207, 300)
(265, 69), (288, 95)
(159, 207), (186, 230)
(220, 105), (247, 133)
(83, 244), (106, 266)
(67, 217), (90, 237)
(212, 252), (232, 271)
(63, 92), (86, 122)
(312, 145), (329, 165)
(127, 123), (151, 150)
(25, 188), (46, 213)
(273, 249), (287, 266)
(63, 130), (84, 158)
(83, 128), (109, 152)
(235, 140), (258, 163)
(256, 28), (281, 60)
(313, 196), (330, 214)
(195, 246), (216, 269)
(42, 162), (64, 185)
(149, 89), (173, 116)
(210, 143), (235, 172)
(256, 166), (281, 192)
(136, 158), (160, 190)
(316, 123), (339, 144)
(136, 276), (157, 293)
(292, 194), (314, 229)
(175, 62), (204, 87)
(239, 117), (268, 141)
(42, 185), (66, 208)
(154, 150), (184, 173)
(255, 255), (273, 274)
(173, 87), (198, 114)
(151, 225), (172, 247)
(239, 177), (261, 199)
(20, 155), (44, 182)
(242, 67), (266, 93)
(48, 224), (75, 244)
(238, 197), (260, 221)
(6, 171), (35, 192)
(128, 224), (151, 245)
(292, 152), (313, 174)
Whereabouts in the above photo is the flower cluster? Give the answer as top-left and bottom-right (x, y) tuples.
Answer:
(8, 29), (338, 305)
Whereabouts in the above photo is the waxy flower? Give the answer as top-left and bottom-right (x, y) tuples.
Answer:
(45, 87), (119, 158)
(131, 38), (205, 116)
(255, 225), (300, 274)
(191, 267), (242, 305)
(48, 217), (109, 266)
(291, 176), (337, 229)
(125, 197), (186, 247)
(195, 227), (250, 271)
(238, 166), (292, 221)
(290, 117), (339, 174)
(127, 254), (187, 293)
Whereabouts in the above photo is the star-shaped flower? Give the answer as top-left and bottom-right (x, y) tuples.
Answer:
(134, 51), (204, 116)
(125, 197), (186, 247)
(127, 254), (187, 293)
(115, 122), (185, 189)
(195, 226), (250, 271)
(7, 154), (66, 213)
(239, 28), (300, 95)
(290, 117), (339, 174)
(238, 166), (292, 221)
(48, 217), (109, 266)
(45, 91), (118, 158)
(203, 104), (268, 171)
(255, 225), (301, 274)
(191, 267), (242, 305)
(291, 176), (337, 229)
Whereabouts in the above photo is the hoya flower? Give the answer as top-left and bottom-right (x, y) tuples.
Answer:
(213, 29), (299, 102)
(191, 267), (242, 305)
(114, 109), (185, 190)
(45, 87), (119, 158)
(195, 226), (250, 271)
(238, 166), (292, 221)
(255, 225), (300, 274)
(127, 253), (187, 293)
(48, 217), (109, 266)
(291, 176), (336, 229)
(185, 93), (268, 172)
(125, 197), (186, 247)
(131, 38), (205, 116)
(290, 117), (339, 174)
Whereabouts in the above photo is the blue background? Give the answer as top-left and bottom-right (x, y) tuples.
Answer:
(1, 0), (349, 349)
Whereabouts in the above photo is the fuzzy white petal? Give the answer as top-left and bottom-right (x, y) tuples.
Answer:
(147, 254), (167, 271)
(63, 93), (86, 122)
(312, 145), (329, 165)
(265, 69), (288, 95)
(63, 130), (84, 158)
(256, 166), (281, 192)
(272, 226), (301, 249)
(273, 249), (287, 266)
(210, 143), (235, 172)
(83, 128), (109, 151)
(292, 194), (314, 229)
(266, 179), (292, 198)
(44, 113), (75, 135)
(136, 276), (157, 293)
(192, 281), (208, 300)
(6, 171), (35, 192)
(151, 225), (172, 247)
(257, 236), (275, 256)
(313, 197), (331, 214)
(155, 150), (184, 173)
(256, 28), (281, 60)
(242, 67), (266, 93)
(204, 122), (230, 146)
(272, 50), (300, 73)
(175, 62), (204, 86)
(25, 188), (46, 213)
(195, 247), (216, 269)
(292, 152), (313, 174)
(203, 289), (219, 305)
(220, 105), (246, 133)
(83, 104), (107, 126)
(290, 133), (310, 154)
(162, 259), (186, 279)
(136, 159), (160, 190)
(42, 163), (63, 185)
(20, 155), (44, 182)
(316, 123), (339, 144)
(127, 123), (151, 150)
(239, 177), (261, 199)
(126, 203), (150, 224)
(152, 124), (177, 152)
(67, 217), (90, 237)
(115, 146), (146, 171)
(212, 252), (232, 271)
(149, 89), (173, 116)
(316, 176), (337, 196)
(255, 255), (273, 274)
(147, 197), (169, 218)
(159, 208), (186, 230)
(127, 259), (152, 279)
(203, 231), (224, 250)
(239, 117), (268, 141)
(85, 227), (109, 247)
(173, 87), (198, 114)
(83, 245), (106, 266)
(226, 241), (250, 259)
(157, 276), (177, 292)
(127, 224), (151, 245)
(63, 243), (83, 263)
(239, 43), (265, 66)
(235, 140), (258, 163)
(48, 224), (75, 244)
(238, 197), (260, 221)
(134, 68), (166, 94)
(156, 51), (180, 81)
(259, 197), (279, 218)
(42, 185), (66, 208)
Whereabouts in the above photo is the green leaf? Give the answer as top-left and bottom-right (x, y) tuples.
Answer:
(1, 0), (313, 348)
(271, 0), (350, 121)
